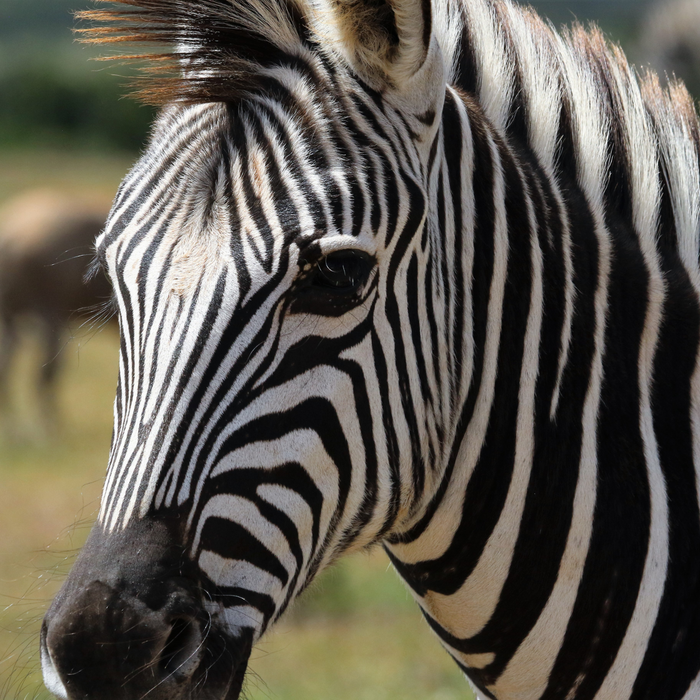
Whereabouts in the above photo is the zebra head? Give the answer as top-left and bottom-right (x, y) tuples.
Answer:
(42, 0), (452, 697)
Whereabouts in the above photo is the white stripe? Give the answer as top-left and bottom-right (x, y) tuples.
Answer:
(682, 670), (700, 700)
(199, 549), (285, 597)
(464, 0), (515, 133)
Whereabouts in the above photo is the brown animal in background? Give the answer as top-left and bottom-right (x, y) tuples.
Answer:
(0, 189), (114, 434)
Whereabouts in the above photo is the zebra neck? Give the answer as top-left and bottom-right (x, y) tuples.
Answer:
(381, 84), (586, 695)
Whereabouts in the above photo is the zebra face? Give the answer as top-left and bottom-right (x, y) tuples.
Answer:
(42, 2), (447, 691)
(90, 94), (428, 621)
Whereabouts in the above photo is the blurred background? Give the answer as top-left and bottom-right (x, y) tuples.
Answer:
(0, 0), (696, 698)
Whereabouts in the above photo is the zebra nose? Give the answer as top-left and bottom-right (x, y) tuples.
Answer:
(42, 579), (204, 700)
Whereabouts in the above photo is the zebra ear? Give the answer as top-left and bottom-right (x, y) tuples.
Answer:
(317, 0), (445, 98)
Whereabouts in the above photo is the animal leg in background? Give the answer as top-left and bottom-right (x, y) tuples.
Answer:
(36, 316), (64, 436)
(0, 313), (18, 434)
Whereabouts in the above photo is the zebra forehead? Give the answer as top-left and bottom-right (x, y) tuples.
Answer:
(100, 101), (382, 293)
(109, 102), (327, 225)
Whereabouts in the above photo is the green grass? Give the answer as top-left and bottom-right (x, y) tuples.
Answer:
(0, 326), (119, 700)
(0, 149), (472, 699)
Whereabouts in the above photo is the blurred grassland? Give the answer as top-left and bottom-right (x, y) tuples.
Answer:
(0, 151), (471, 699)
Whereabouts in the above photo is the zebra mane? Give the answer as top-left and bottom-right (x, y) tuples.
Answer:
(455, 0), (700, 258)
(76, 0), (313, 104)
(80, 0), (700, 251)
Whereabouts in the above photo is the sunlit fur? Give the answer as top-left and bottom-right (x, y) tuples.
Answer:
(57, 0), (700, 698)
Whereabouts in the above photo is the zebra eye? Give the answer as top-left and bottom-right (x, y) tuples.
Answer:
(291, 249), (375, 316)
(310, 250), (373, 292)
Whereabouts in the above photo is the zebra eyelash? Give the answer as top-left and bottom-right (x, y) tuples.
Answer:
(85, 251), (108, 284)
(83, 253), (119, 328)
(81, 297), (119, 333)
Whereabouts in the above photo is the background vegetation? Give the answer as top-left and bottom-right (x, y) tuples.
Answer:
(0, 0), (662, 153)
(0, 1), (681, 699)
(0, 0), (154, 151)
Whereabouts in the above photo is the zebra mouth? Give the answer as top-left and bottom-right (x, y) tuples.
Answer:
(42, 605), (253, 700)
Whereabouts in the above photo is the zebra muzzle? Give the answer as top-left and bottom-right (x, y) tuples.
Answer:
(41, 519), (252, 700)
(43, 580), (203, 698)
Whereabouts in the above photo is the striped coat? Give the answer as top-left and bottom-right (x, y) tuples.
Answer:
(41, 0), (700, 699)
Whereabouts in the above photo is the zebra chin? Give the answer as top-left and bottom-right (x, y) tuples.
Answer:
(41, 517), (255, 700)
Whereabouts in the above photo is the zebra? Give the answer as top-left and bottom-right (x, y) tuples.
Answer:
(0, 189), (114, 436)
(40, 0), (700, 697)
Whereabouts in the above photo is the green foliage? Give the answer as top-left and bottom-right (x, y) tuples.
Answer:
(0, 62), (155, 152)
(292, 551), (417, 620)
(0, 0), (154, 152)
(0, 0), (78, 39)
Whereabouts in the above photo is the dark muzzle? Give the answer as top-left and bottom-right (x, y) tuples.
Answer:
(41, 518), (251, 700)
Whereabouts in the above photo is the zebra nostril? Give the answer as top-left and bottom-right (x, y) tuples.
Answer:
(159, 616), (203, 680)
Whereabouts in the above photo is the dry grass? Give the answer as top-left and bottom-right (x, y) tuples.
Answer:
(0, 150), (138, 205)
